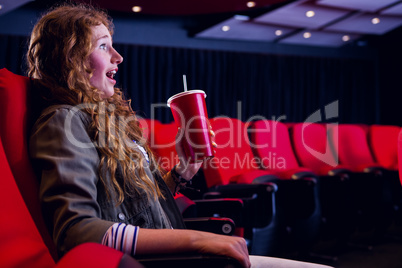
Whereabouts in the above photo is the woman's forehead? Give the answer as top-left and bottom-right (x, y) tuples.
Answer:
(92, 24), (111, 40)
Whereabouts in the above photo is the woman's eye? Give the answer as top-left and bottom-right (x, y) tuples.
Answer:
(99, 44), (107, 50)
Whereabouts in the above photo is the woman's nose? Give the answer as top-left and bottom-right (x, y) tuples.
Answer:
(112, 48), (123, 64)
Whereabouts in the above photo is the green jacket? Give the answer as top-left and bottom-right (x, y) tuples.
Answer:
(29, 105), (184, 257)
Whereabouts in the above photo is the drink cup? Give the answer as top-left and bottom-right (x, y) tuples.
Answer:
(167, 90), (214, 163)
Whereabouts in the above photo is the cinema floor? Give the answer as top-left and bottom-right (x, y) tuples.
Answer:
(287, 222), (402, 268)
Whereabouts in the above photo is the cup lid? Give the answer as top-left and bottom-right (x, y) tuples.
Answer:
(167, 90), (207, 107)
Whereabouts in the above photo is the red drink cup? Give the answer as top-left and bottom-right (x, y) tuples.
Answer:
(167, 90), (214, 163)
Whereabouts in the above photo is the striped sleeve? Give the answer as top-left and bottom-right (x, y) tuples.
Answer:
(101, 223), (139, 256)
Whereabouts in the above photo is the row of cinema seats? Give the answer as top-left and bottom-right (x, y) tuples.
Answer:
(139, 117), (402, 260)
(1, 67), (400, 266)
(290, 122), (402, 256)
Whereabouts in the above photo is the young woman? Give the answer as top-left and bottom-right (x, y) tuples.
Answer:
(27, 3), (331, 268)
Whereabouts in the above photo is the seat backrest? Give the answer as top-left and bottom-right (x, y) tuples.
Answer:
(137, 118), (161, 144)
(355, 123), (370, 134)
(290, 123), (339, 175)
(0, 68), (58, 260)
(202, 117), (259, 187)
(150, 121), (179, 171)
(248, 120), (300, 172)
(368, 124), (400, 171)
(329, 124), (377, 171)
(0, 137), (55, 267)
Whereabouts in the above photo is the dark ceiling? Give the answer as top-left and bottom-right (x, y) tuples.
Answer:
(0, 0), (289, 15)
(1, 0), (402, 48)
(73, 0), (289, 15)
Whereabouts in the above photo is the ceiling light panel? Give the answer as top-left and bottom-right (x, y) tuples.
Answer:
(325, 12), (402, 35)
(381, 2), (402, 16)
(196, 16), (297, 42)
(317, 0), (399, 13)
(279, 30), (360, 47)
(254, 0), (351, 29)
(0, 0), (32, 15)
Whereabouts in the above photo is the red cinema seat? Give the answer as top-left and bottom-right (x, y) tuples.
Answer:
(290, 122), (351, 177)
(328, 124), (382, 173)
(283, 122), (297, 130)
(0, 68), (58, 260)
(0, 68), (142, 267)
(150, 121), (179, 171)
(0, 137), (55, 268)
(290, 122), (360, 246)
(203, 117), (277, 187)
(367, 125), (401, 216)
(202, 117), (282, 256)
(247, 120), (324, 256)
(328, 123), (396, 235)
(203, 117), (323, 257)
(368, 124), (400, 171)
(0, 143), (135, 267)
(248, 120), (316, 179)
(137, 117), (161, 144)
(398, 129), (402, 186)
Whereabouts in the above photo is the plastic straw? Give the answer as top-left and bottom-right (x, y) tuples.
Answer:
(183, 74), (188, 92)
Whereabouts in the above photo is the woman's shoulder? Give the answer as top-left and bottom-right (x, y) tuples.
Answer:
(30, 103), (97, 150)
(30, 104), (94, 140)
(37, 104), (92, 125)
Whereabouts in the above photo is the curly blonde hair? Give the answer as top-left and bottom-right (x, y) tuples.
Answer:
(27, 3), (163, 203)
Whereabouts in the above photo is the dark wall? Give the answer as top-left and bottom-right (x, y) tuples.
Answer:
(112, 44), (378, 125)
(376, 27), (402, 126)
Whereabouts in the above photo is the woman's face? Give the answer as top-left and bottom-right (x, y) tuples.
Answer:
(89, 24), (123, 98)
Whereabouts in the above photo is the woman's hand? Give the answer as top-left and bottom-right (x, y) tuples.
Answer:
(136, 229), (251, 268)
(192, 231), (251, 268)
(175, 126), (216, 181)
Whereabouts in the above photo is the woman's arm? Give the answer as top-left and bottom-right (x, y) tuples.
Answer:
(102, 222), (250, 267)
(136, 228), (250, 267)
